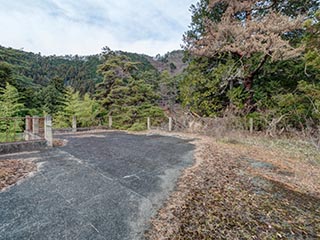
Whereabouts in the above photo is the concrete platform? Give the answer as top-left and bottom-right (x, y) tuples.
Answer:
(0, 131), (194, 240)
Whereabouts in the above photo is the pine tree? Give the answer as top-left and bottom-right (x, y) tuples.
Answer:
(40, 77), (66, 115)
(54, 87), (102, 128)
(0, 83), (24, 141)
(0, 83), (24, 117)
(76, 93), (101, 127)
(0, 62), (15, 89)
(159, 71), (179, 111)
(184, 0), (305, 110)
(304, 11), (320, 74)
(54, 87), (80, 128)
(97, 49), (164, 129)
(96, 51), (139, 109)
(107, 77), (163, 130)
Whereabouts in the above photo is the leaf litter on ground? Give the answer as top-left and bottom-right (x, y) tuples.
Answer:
(0, 159), (36, 191)
(145, 132), (320, 240)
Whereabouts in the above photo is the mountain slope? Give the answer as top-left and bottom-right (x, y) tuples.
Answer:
(147, 50), (187, 75)
(0, 46), (185, 94)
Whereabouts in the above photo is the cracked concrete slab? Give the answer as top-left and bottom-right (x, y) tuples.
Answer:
(0, 131), (194, 240)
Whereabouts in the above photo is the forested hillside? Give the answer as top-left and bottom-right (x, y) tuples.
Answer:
(0, 44), (187, 133)
(0, 46), (102, 92)
(0, 0), (319, 134)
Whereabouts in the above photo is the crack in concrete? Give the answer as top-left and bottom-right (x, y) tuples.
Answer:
(55, 149), (114, 182)
(89, 223), (100, 233)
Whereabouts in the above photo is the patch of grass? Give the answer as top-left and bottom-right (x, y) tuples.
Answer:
(0, 132), (24, 143)
(220, 137), (242, 145)
(128, 122), (147, 132)
(250, 137), (320, 164)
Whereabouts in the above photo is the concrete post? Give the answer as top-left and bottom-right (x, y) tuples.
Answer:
(45, 115), (53, 147)
(72, 116), (77, 132)
(109, 116), (112, 129)
(25, 116), (31, 141)
(168, 117), (173, 132)
(32, 116), (39, 139)
(249, 118), (254, 134)
(147, 117), (151, 130)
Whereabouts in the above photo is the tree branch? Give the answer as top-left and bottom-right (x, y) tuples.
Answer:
(250, 53), (270, 79)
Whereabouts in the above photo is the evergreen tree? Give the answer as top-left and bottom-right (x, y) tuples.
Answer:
(0, 83), (24, 141)
(96, 51), (139, 109)
(159, 71), (179, 111)
(97, 49), (164, 130)
(54, 87), (80, 128)
(54, 87), (102, 128)
(107, 77), (163, 130)
(0, 62), (15, 89)
(76, 93), (102, 127)
(0, 83), (24, 117)
(184, 0), (319, 114)
(180, 57), (232, 116)
(304, 11), (320, 75)
(185, 0), (305, 110)
(39, 77), (66, 115)
(180, 0), (320, 131)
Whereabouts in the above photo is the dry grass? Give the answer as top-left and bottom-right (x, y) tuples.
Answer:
(146, 131), (320, 240)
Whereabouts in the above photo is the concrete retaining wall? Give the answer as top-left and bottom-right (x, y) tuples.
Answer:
(53, 126), (109, 134)
(0, 140), (47, 155)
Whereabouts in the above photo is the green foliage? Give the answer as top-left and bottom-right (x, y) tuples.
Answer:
(184, 0), (225, 42)
(159, 71), (180, 110)
(180, 1), (320, 131)
(0, 62), (15, 89)
(271, 81), (320, 128)
(180, 57), (240, 116)
(96, 53), (139, 108)
(245, 112), (267, 131)
(304, 11), (320, 76)
(0, 83), (24, 117)
(136, 70), (160, 90)
(0, 45), (171, 124)
(38, 77), (66, 115)
(0, 46), (104, 95)
(128, 122), (147, 131)
(63, 87), (81, 117)
(76, 94), (102, 127)
(119, 51), (157, 73)
(227, 87), (249, 110)
(0, 46), (112, 118)
(108, 78), (164, 129)
(0, 83), (24, 141)
(54, 87), (102, 128)
(305, 50), (320, 73)
(96, 51), (164, 130)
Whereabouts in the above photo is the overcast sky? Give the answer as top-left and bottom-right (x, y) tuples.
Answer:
(0, 0), (197, 56)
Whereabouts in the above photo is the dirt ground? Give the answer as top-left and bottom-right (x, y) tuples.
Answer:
(0, 159), (36, 191)
(145, 131), (320, 240)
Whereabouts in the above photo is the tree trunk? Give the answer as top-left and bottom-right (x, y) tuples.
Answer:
(243, 75), (255, 112)
(243, 54), (270, 113)
(243, 75), (253, 91)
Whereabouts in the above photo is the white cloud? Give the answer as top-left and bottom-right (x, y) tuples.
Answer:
(0, 0), (197, 56)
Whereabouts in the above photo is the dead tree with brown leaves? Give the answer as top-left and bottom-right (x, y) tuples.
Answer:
(185, 0), (305, 111)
